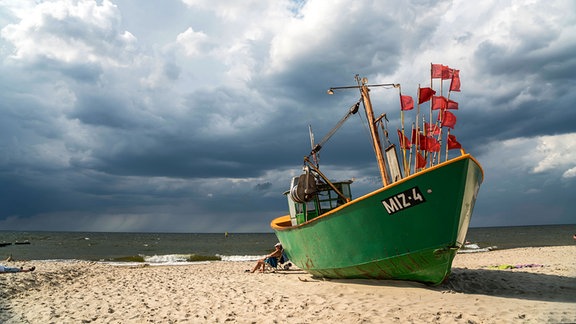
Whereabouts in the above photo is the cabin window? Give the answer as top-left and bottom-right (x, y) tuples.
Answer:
(286, 180), (353, 225)
(295, 202), (304, 214)
(340, 184), (351, 199)
(316, 181), (352, 214)
(305, 200), (318, 220)
(317, 189), (339, 212)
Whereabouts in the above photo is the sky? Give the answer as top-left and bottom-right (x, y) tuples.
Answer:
(0, 0), (575, 233)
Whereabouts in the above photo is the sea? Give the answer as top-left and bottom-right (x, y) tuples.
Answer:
(0, 224), (574, 265)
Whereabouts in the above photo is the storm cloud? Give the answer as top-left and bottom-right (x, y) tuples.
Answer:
(1, 0), (574, 232)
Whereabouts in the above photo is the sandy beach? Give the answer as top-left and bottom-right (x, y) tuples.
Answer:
(1, 245), (575, 323)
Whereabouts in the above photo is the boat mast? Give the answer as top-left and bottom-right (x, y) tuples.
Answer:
(357, 76), (390, 187)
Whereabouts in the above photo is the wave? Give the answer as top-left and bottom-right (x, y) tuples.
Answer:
(109, 253), (263, 264)
(219, 254), (262, 262)
(26, 254), (265, 264)
(458, 243), (498, 253)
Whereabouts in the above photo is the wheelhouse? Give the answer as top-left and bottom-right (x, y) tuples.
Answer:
(285, 178), (353, 226)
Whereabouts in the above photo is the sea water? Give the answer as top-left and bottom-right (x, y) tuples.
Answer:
(0, 232), (279, 263)
(0, 225), (574, 264)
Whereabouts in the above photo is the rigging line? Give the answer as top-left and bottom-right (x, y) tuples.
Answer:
(309, 99), (361, 156)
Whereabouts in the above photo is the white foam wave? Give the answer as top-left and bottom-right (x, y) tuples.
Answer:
(458, 243), (497, 253)
(106, 261), (210, 267)
(32, 254), (266, 264)
(144, 254), (190, 263)
(218, 255), (263, 262)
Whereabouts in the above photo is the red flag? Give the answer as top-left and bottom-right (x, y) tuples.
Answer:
(397, 129), (411, 149)
(432, 96), (448, 110)
(400, 95), (414, 111)
(411, 129), (417, 145)
(450, 69), (460, 92)
(418, 87), (436, 104)
(416, 152), (426, 169)
(447, 99), (458, 110)
(442, 66), (453, 80)
(425, 136), (441, 152)
(425, 122), (440, 135)
(416, 134), (437, 152)
(447, 134), (462, 150)
(431, 64), (443, 79)
(431, 64), (452, 79)
(411, 129), (425, 150)
(418, 133), (427, 150)
(441, 110), (457, 129)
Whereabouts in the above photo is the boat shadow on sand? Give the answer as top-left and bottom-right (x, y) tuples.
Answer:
(437, 267), (576, 303)
(285, 267), (576, 304)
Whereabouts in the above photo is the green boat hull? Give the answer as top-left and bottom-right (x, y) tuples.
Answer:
(271, 155), (483, 285)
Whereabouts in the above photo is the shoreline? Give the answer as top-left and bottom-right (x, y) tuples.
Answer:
(1, 246), (575, 323)
(0, 243), (565, 264)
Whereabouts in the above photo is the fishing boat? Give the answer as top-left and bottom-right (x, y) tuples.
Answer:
(271, 66), (483, 285)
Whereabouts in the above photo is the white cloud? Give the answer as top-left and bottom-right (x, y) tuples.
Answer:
(482, 133), (576, 180)
(181, 0), (291, 22)
(1, 0), (136, 66)
(176, 27), (209, 57)
(475, 133), (576, 198)
(532, 133), (576, 176)
(563, 167), (576, 179)
(175, 0), (296, 84)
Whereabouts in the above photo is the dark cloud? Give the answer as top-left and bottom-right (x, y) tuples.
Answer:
(0, 0), (574, 232)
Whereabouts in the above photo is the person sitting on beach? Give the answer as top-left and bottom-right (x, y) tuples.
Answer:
(250, 243), (283, 273)
(0, 264), (35, 273)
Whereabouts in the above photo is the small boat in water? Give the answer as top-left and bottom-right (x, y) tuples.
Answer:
(271, 66), (483, 285)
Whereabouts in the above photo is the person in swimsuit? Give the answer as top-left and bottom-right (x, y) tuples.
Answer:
(0, 264), (35, 273)
(250, 243), (283, 273)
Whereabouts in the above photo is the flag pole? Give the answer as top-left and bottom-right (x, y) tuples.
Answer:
(445, 128), (450, 161)
(422, 113), (428, 169)
(408, 122), (414, 174)
(415, 85), (421, 172)
(435, 110), (442, 165)
(429, 63), (433, 166)
(398, 85), (409, 176)
(442, 73), (455, 163)
(442, 91), (451, 163)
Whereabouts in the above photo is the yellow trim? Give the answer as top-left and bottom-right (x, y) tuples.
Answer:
(270, 215), (291, 230)
(271, 154), (483, 231)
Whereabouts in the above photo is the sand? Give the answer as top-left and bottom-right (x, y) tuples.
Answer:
(1, 245), (575, 323)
